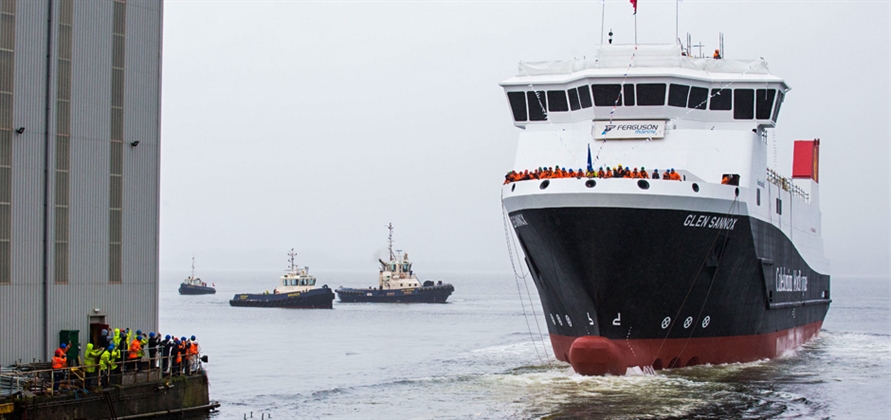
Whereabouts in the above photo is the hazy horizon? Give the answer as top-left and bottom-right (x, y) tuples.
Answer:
(159, 1), (890, 279)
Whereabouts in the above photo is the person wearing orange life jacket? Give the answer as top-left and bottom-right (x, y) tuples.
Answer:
(128, 334), (143, 372)
(597, 167), (605, 178)
(179, 337), (190, 375)
(721, 175), (730, 184)
(623, 168), (633, 178)
(669, 168), (681, 180)
(640, 167), (649, 179)
(52, 348), (67, 391)
(188, 335), (200, 375)
(631, 168), (640, 178)
(605, 167), (613, 178)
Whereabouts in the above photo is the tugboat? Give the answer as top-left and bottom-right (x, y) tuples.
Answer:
(229, 250), (334, 309)
(336, 223), (454, 303)
(178, 257), (216, 295)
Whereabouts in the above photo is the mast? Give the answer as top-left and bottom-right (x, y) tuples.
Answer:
(287, 248), (297, 273)
(191, 255), (195, 279)
(387, 222), (395, 261)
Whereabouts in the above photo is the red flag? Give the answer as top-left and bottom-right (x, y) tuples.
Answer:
(630, 0), (637, 14)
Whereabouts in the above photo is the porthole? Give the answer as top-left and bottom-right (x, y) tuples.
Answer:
(692, 183), (700, 193)
(511, 184), (516, 192)
(637, 180), (650, 190)
(539, 180), (550, 190)
(585, 180), (596, 188)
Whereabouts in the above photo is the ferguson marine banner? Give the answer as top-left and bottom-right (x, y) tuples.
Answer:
(593, 120), (665, 140)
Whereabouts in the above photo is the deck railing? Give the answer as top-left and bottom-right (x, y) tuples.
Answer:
(766, 168), (809, 203)
(1, 349), (206, 397)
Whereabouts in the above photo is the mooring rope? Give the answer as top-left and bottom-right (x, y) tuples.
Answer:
(501, 191), (552, 366)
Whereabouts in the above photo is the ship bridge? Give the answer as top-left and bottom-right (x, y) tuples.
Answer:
(499, 44), (788, 130)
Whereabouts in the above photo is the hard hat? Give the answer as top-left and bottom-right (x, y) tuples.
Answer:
(174, 338), (180, 343)
(641, 167), (645, 170)
(60, 343), (67, 349)
(165, 335), (171, 340)
(55, 349), (62, 356)
(101, 329), (108, 335)
(137, 335), (143, 340)
(108, 345), (114, 351)
(149, 332), (155, 338)
(190, 335), (196, 341)
(136, 330), (142, 335)
(181, 337), (187, 341)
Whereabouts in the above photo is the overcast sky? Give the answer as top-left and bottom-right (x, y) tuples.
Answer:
(159, 1), (890, 279)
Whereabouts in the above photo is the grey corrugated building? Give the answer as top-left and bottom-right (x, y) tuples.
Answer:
(0, 0), (162, 365)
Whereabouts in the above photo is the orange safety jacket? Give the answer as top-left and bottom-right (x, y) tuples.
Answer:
(52, 355), (66, 369)
(640, 171), (649, 178)
(189, 342), (198, 356)
(671, 172), (681, 180)
(128, 339), (141, 359)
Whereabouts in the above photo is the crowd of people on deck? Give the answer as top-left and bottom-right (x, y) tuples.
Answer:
(504, 165), (682, 184)
(51, 327), (203, 391)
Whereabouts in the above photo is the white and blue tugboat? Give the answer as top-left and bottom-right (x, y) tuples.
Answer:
(178, 257), (216, 295)
(229, 249), (334, 309)
(336, 223), (454, 303)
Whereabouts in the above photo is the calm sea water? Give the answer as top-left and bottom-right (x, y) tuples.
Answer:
(159, 270), (890, 419)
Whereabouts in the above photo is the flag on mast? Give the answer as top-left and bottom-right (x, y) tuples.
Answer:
(630, 0), (638, 14)
(587, 144), (593, 172)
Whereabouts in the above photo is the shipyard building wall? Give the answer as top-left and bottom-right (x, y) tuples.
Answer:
(0, 0), (162, 365)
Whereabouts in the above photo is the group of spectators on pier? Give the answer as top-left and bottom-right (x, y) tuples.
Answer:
(51, 327), (203, 392)
(503, 165), (682, 184)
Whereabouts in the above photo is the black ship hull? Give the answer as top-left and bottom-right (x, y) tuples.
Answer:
(178, 284), (216, 295)
(510, 206), (830, 375)
(229, 287), (334, 309)
(336, 284), (454, 303)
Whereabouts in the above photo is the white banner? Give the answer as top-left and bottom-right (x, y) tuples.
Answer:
(593, 120), (665, 140)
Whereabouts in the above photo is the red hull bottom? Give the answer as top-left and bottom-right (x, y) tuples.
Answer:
(551, 321), (824, 375)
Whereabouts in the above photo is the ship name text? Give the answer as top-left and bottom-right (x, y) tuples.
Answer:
(683, 214), (738, 230)
(776, 267), (808, 292)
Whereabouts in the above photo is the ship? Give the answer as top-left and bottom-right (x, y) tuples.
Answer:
(335, 223), (454, 303)
(178, 257), (216, 295)
(500, 43), (830, 375)
(229, 250), (334, 309)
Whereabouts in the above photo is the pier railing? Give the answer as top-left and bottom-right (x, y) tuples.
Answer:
(766, 168), (809, 203)
(1, 350), (207, 397)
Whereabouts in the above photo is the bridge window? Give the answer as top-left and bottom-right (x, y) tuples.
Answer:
(772, 91), (784, 122)
(637, 83), (666, 106)
(507, 91), (527, 122)
(733, 88), (754, 120)
(623, 84), (635, 106)
(687, 86), (708, 110)
(756, 89), (776, 120)
(527, 91), (547, 121)
(668, 84), (689, 107)
(709, 88), (732, 110)
(547, 90), (569, 112)
(568, 88), (580, 110)
(591, 84), (622, 106)
(578, 85), (592, 108)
